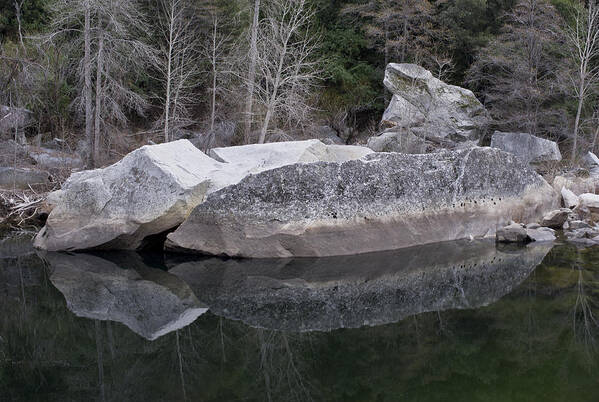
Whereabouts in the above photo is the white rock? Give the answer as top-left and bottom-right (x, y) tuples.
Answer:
(579, 193), (599, 210)
(561, 187), (579, 209)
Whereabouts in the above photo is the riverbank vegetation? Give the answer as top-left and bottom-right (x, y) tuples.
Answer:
(1, 0), (598, 167)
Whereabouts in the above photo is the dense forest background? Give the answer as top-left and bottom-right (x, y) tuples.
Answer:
(0, 0), (597, 167)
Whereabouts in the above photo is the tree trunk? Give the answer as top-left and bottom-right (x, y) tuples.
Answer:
(94, 22), (105, 166)
(243, 0), (260, 144)
(210, 16), (217, 132)
(84, 0), (94, 167)
(164, 1), (175, 143)
(572, 79), (585, 163)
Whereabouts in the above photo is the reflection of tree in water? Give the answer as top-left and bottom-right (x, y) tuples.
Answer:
(571, 263), (598, 361)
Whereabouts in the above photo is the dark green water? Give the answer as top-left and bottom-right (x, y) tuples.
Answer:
(1, 235), (598, 402)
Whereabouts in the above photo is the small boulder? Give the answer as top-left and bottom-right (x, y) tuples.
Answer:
(582, 151), (599, 168)
(569, 220), (591, 230)
(541, 208), (571, 229)
(553, 174), (596, 195)
(496, 223), (530, 243)
(579, 193), (599, 210)
(490, 131), (561, 164)
(367, 129), (428, 154)
(561, 187), (579, 209)
(526, 227), (556, 242)
(0, 167), (51, 189)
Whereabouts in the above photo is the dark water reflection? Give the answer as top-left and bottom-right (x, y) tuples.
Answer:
(1, 236), (599, 401)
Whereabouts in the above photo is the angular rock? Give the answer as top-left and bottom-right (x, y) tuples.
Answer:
(561, 187), (579, 209)
(496, 223), (529, 243)
(526, 223), (541, 229)
(381, 63), (489, 143)
(34, 140), (236, 251)
(35, 139), (372, 251)
(45, 252), (207, 340)
(541, 208), (571, 229)
(582, 151), (599, 168)
(367, 129), (429, 154)
(166, 147), (557, 258)
(490, 131), (562, 164)
(0, 167), (51, 189)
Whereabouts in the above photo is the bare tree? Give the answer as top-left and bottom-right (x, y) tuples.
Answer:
(254, 0), (322, 144)
(49, 0), (155, 166)
(156, 0), (202, 142)
(200, 11), (233, 133)
(566, 1), (599, 162)
(243, 0), (261, 144)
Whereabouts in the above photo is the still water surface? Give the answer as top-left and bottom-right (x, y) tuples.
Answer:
(1, 235), (598, 401)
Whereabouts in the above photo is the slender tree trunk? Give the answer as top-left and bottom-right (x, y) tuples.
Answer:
(401, 17), (408, 63)
(84, 0), (94, 167)
(591, 125), (599, 153)
(164, 1), (175, 143)
(94, 22), (105, 166)
(210, 16), (217, 132)
(14, 1), (25, 50)
(572, 79), (585, 163)
(244, 0), (260, 143)
(258, 39), (287, 144)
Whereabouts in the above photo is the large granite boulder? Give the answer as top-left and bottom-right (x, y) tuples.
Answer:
(366, 129), (428, 154)
(490, 131), (562, 164)
(166, 147), (557, 258)
(380, 63), (489, 143)
(45, 252), (207, 340)
(34, 140), (238, 251)
(35, 139), (372, 251)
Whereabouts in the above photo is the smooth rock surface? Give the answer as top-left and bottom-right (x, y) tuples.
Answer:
(167, 147), (557, 258)
(45, 251), (207, 340)
(381, 63), (488, 143)
(209, 139), (373, 171)
(579, 193), (599, 210)
(561, 187), (579, 209)
(526, 227), (556, 242)
(490, 131), (561, 164)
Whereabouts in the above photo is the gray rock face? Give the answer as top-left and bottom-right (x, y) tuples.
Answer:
(170, 240), (551, 332)
(45, 251), (207, 340)
(553, 174), (597, 195)
(381, 63), (489, 143)
(0, 105), (34, 134)
(35, 139), (372, 251)
(496, 223), (529, 243)
(0, 167), (51, 189)
(490, 131), (562, 164)
(166, 147), (557, 258)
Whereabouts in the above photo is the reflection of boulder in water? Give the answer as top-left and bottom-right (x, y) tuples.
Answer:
(169, 240), (552, 332)
(44, 252), (208, 340)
